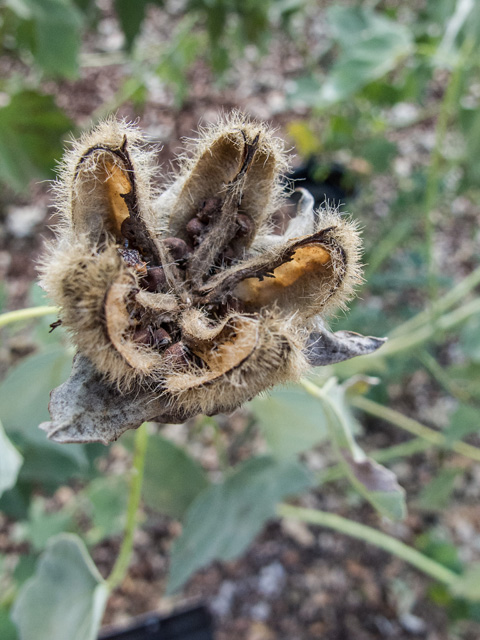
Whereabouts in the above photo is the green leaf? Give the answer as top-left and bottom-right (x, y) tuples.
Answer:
(0, 347), (91, 487)
(0, 419), (23, 499)
(167, 456), (313, 592)
(416, 530), (463, 573)
(11, 534), (108, 640)
(361, 137), (398, 173)
(24, 0), (83, 78)
(0, 347), (73, 437)
(0, 90), (73, 192)
(142, 433), (209, 519)
(451, 565), (480, 601)
(317, 7), (413, 106)
(83, 475), (128, 544)
(460, 314), (480, 363)
(286, 121), (321, 157)
(16, 497), (75, 551)
(0, 608), (17, 640)
(250, 386), (328, 459)
(444, 403), (480, 445)
(113, 0), (149, 48)
(416, 467), (462, 511)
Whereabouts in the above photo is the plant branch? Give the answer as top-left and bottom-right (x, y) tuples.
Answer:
(277, 504), (458, 586)
(317, 437), (431, 485)
(390, 263), (480, 338)
(351, 395), (480, 463)
(106, 423), (149, 592)
(423, 50), (465, 306)
(0, 306), (59, 329)
(336, 297), (480, 377)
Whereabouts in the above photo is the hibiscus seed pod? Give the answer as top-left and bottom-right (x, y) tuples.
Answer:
(39, 113), (386, 445)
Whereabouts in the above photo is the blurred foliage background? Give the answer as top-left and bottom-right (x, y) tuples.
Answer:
(1, 1), (480, 639)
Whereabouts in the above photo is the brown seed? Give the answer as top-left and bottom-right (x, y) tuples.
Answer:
(164, 237), (191, 262)
(218, 245), (235, 266)
(197, 197), (222, 222)
(186, 216), (206, 239)
(152, 327), (172, 348)
(143, 266), (167, 292)
(164, 341), (190, 367)
(132, 327), (151, 344)
(236, 213), (253, 237)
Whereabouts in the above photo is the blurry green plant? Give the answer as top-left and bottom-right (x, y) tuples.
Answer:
(1, 1), (480, 639)
(0, 0), (305, 192)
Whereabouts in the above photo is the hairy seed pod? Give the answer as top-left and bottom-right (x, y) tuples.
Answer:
(39, 112), (385, 444)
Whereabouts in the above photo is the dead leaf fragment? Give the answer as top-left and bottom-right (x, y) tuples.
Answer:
(39, 355), (188, 445)
(305, 328), (387, 366)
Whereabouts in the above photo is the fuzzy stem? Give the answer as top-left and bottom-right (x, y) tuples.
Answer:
(0, 306), (59, 329)
(277, 504), (458, 586)
(351, 395), (480, 463)
(106, 423), (148, 592)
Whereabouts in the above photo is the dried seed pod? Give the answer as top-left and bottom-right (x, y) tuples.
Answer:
(39, 113), (385, 444)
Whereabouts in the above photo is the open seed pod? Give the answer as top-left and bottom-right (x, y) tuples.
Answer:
(39, 113), (385, 444)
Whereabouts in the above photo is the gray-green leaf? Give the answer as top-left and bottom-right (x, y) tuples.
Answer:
(167, 456), (313, 593)
(250, 386), (328, 459)
(0, 419), (23, 499)
(142, 433), (209, 520)
(312, 379), (406, 520)
(11, 534), (108, 640)
(24, 0), (83, 78)
(317, 7), (413, 106)
(0, 90), (74, 192)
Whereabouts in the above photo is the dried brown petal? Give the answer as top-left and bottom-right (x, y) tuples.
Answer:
(104, 274), (163, 374)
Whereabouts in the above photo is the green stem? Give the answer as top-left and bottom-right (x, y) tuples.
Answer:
(301, 378), (359, 457)
(390, 264), (480, 338)
(0, 306), (59, 329)
(419, 349), (473, 403)
(106, 423), (149, 592)
(351, 395), (480, 463)
(382, 298), (480, 358)
(424, 55), (465, 306)
(337, 297), (480, 377)
(317, 437), (431, 485)
(277, 504), (458, 587)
